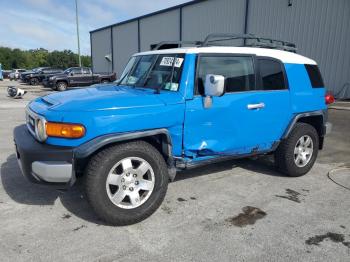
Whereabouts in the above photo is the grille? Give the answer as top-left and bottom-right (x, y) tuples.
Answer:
(26, 107), (38, 139)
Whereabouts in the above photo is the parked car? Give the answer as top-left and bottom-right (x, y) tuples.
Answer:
(20, 67), (51, 83)
(9, 69), (26, 80)
(2, 70), (12, 79)
(24, 67), (63, 85)
(43, 67), (117, 91)
(14, 33), (333, 226)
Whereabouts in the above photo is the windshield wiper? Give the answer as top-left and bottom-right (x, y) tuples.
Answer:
(116, 71), (129, 86)
(135, 55), (159, 88)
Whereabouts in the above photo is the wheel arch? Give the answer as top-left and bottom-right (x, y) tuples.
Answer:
(56, 79), (68, 85)
(74, 129), (176, 180)
(282, 110), (326, 149)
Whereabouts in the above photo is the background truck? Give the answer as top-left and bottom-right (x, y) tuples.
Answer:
(24, 67), (64, 85)
(43, 67), (117, 91)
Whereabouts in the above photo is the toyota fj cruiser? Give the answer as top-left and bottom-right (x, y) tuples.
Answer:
(14, 34), (333, 225)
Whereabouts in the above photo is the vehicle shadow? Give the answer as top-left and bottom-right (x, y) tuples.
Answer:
(1, 154), (106, 225)
(1, 153), (284, 225)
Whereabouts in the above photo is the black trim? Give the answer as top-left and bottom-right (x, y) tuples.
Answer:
(13, 125), (74, 188)
(282, 110), (325, 139)
(90, 0), (208, 33)
(74, 129), (173, 160)
(176, 148), (274, 169)
(202, 33), (297, 52)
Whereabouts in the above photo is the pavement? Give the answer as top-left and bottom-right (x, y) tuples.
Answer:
(329, 101), (350, 111)
(0, 79), (349, 262)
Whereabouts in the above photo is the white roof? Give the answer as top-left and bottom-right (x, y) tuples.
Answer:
(136, 46), (317, 65)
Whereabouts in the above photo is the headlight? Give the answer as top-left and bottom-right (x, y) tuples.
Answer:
(36, 118), (47, 142)
(46, 122), (85, 139)
(49, 77), (54, 80)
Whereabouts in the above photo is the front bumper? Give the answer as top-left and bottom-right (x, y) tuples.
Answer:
(14, 125), (75, 188)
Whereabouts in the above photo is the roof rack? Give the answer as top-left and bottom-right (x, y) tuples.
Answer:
(151, 33), (297, 53)
(151, 41), (202, 50)
(202, 33), (297, 52)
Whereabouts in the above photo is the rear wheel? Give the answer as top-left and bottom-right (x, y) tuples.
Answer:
(85, 141), (169, 225)
(275, 123), (319, 177)
(56, 81), (67, 91)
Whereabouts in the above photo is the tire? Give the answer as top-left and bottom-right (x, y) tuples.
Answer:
(30, 78), (39, 85)
(85, 141), (169, 225)
(275, 123), (319, 177)
(101, 79), (109, 84)
(56, 81), (67, 91)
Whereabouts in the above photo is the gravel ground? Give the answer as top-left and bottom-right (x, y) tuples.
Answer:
(0, 79), (349, 262)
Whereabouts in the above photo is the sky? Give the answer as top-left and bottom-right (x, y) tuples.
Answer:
(0, 0), (191, 55)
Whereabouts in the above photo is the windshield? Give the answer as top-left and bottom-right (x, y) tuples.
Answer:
(119, 54), (185, 92)
(64, 68), (72, 74)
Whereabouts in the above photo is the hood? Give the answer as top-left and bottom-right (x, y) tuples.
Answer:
(39, 85), (170, 112)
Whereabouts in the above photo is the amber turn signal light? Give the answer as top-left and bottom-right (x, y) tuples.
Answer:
(46, 122), (85, 139)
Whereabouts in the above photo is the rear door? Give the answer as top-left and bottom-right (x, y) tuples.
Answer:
(81, 67), (94, 85)
(183, 54), (291, 158)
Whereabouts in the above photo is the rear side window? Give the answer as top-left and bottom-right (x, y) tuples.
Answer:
(305, 64), (324, 88)
(197, 56), (255, 95)
(258, 59), (286, 90)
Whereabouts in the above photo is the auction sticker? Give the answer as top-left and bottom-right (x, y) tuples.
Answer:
(160, 57), (184, 68)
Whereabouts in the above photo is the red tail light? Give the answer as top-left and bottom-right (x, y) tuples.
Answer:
(325, 92), (335, 105)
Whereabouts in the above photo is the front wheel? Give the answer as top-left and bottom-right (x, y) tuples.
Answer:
(275, 123), (319, 177)
(85, 141), (169, 225)
(56, 81), (67, 91)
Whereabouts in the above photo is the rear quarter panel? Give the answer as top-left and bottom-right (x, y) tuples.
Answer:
(284, 63), (326, 113)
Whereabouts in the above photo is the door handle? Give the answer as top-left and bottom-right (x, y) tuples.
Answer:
(247, 103), (265, 110)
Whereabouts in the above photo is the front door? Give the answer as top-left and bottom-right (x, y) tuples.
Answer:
(69, 68), (84, 86)
(183, 54), (291, 159)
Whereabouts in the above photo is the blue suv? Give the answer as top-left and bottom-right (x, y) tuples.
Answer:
(14, 34), (333, 225)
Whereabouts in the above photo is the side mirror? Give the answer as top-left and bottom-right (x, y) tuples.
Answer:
(70, 72), (74, 76)
(203, 74), (225, 108)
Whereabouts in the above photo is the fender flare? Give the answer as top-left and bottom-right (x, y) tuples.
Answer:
(73, 128), (176, 180)
(282, 110), (326, 139)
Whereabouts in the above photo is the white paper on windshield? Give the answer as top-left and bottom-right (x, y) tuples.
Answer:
(160, 57), (184, 68)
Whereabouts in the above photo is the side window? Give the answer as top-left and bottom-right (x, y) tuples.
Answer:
(305, 64), (324, 88)
(72, 68), (82, 75)
(197, 56), (255, 95)
(258, 59), (286, 90)
(82, 68), (91, 74)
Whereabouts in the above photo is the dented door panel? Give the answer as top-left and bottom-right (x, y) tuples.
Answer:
(183, 90), (291, 159)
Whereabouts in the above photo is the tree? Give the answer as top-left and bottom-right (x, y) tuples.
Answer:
(0, 46), (91, 70)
